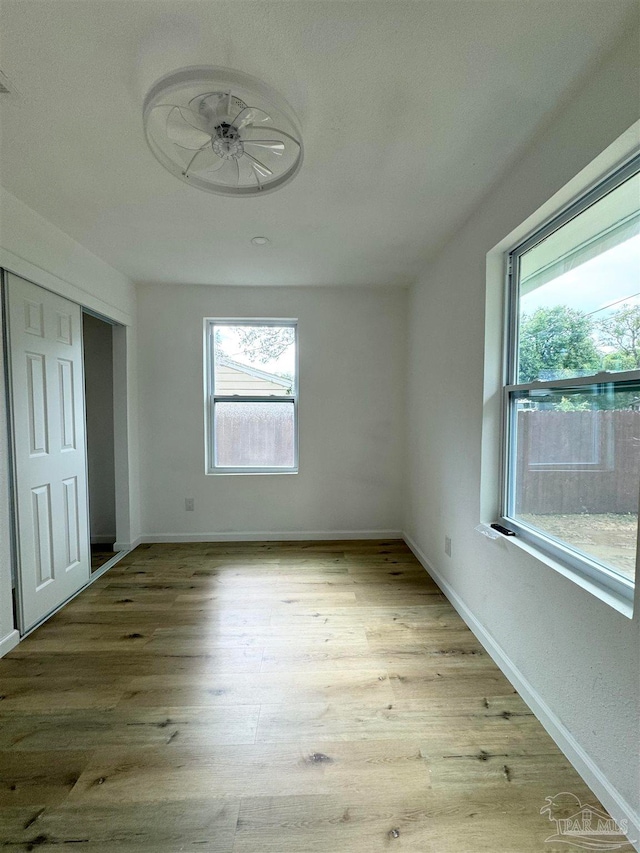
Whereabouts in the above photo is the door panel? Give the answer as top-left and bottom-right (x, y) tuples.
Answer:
(58, 358), (76, 450)
(31, 484), (54, 586)
(26, 352), (49, 455)
(7, 273), (90, 630)
(62, 476), (81, 568)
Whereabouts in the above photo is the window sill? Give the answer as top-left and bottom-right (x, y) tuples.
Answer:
(206, 469), (299, 476)
(477, 523), (634, 619)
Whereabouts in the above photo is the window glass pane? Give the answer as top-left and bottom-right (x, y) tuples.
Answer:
(509, 382), (639, 583)
(214, 401), (295, 468)
(517, 172), (640, 383)
(214, 324), (295, 396)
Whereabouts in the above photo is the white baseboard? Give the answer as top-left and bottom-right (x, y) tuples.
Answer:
(113, 536), (142, 551)
(403, 532), (640, 851)
(0, 629), (20, 659)
(139, 530), (403, 544)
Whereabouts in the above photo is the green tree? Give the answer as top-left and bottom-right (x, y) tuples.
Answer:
(602, 351), (637, 371)
(234, 326), (294, 364)
(519, 306), (600, 382)
(557, 396), (590, 412)
(597, 304), (640, 369)
(215, 326), (294, 365)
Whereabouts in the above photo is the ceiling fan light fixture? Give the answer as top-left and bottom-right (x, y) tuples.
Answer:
(143, 66), (303, 197)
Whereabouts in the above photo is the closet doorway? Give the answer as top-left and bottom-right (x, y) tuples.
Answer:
(4, 272), (130, 634)
(83, 312), (117, 572)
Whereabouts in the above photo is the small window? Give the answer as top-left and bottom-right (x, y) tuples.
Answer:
(205, 320), (298, 473)
(503, 154), (640, 603)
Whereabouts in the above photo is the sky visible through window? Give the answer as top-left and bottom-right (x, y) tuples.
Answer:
(518, 232), (640, 382)
(521, 233), (640, 329)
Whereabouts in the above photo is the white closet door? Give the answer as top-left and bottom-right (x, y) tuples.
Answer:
(7, 273), (90, 631)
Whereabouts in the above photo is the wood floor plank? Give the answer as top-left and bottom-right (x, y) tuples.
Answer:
(143, 625), (370, 654)
(0, 750), (93, 808)
(0, 677), (126, 711)
(0, 539), (625, 852)
(259, 644), (491, 673)
(50, 604), (273, 628)
(232, 791), (567, 853)
(366, 625), (485, 655)
(255, 697), (539, 746)
(388, 666), (516, 701)
(65, 740), (431, 804)
(426, 750), (598, 793)
(172, 591), (360, 609)
(260, 645), (396, 672)
(1, 799), (239, 852)
(268, 604), (453, 628)
(6, 625), (154, 654)
(0, 647), (265, 678)
(117, 669), (394, 708)
(0, 705), (261, 750)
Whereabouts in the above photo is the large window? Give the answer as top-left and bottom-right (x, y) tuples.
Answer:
(503, 154), (640, 604)
(205, 320), (298, 473)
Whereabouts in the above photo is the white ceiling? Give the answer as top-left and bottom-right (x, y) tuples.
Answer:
(0, 0), (637, 287)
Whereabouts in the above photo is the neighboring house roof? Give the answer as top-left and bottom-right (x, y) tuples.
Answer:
(217, 356), (292, 393)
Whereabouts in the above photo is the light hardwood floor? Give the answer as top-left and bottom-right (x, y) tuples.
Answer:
(0, 540), (626, 852)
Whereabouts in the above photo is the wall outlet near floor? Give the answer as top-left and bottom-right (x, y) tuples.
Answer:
(444, 535), (452, 557)
(185, 498), (194, 511)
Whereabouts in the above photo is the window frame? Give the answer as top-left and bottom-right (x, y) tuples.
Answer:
(501, 153), (640, 606)
(204, 317), (299, 475)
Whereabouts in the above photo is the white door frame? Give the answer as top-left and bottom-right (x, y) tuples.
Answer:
(1, 268), (133, 634)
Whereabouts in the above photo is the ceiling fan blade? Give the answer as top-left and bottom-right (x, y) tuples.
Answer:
(233, 106), (272, 131)
(252, 164), (264, 191)
(197, 157), (227, 176)
(192, 92), (229, 125)
(235, 154), (257, 188)
(200, 157), (241, 186)
(166, 107), (212, 149)
(243, 140), (285, 155)
(244, 152), (273, 177)
(182, 144), (223, 177)
(243, 125), (301, 149)
(181, 144), (208, 176)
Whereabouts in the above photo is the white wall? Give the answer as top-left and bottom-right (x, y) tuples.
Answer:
(83, 314), (116, 543)
(0, 188), (139, 647)
(406, 27), (640, 836)
(0, 188), (135, 323)
(137, 283), (406, 539)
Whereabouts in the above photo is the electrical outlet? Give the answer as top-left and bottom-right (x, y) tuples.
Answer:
(444, 535), (452, 557)
(185, 498), (194, 512)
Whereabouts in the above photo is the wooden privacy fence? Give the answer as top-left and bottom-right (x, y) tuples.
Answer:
(516, 410), (640, 515)
(215, 402), (294, 467)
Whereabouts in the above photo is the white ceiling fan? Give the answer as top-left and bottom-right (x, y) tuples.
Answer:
(143, 66), (303, 197)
